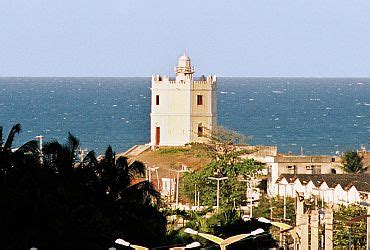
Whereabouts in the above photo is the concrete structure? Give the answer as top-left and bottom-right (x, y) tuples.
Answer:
(324, 208), (333, 250)
(150, 53), (217, 146)
(310, 210), (319, 250)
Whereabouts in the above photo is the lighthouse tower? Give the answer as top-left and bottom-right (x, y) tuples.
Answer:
(150, 54), (217, 146)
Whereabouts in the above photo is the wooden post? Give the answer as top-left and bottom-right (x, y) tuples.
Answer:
(311, 210), (319, 250)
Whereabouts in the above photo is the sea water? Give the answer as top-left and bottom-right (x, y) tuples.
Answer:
(1, 77), (370, 155)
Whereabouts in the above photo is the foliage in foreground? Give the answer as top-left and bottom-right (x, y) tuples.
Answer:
(333, 205), (367, 247)
(165, 208), (277, 249)
(0, 124), (166, 249)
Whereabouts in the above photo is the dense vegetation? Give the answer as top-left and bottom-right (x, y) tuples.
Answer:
(341, 149), (366, 173)
(166, 208), (277, 249)
(0, 124), (166, 249)
(182, 127), (265, 207)
(333, 205), (367, 247)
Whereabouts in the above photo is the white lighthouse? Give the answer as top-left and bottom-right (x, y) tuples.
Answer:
(150, 53), (217, 146)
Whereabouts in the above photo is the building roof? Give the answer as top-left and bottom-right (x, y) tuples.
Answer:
(273, 155), (339, 163)
(276, 174), (370, 192)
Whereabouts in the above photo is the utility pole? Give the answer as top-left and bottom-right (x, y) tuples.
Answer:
(194, 184), (197, 207)
(208, 176), (228, 212)
(35, 135), (44, 164)
(239, 175), (254, 218)
(174, 165), (189, 208)
(280, 183), (292, 221)
(78, 148), (88, 162)
(284, 184), (287, 221)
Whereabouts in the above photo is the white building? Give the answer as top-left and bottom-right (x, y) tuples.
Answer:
(265, 155), (343, 196)
(273, 174), (370, 206)
(150, 54), (217, 146)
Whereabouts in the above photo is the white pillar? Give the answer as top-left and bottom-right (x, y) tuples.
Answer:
(301, 214), (309, 250)
(216, 179), (220, 212)
(176, 172), (180, 208)
(311, 210), (319, 250)
(324, 207), (333, 250)
(367, 198), (370, 250)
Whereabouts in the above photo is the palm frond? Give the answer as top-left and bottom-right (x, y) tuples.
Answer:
(121, 180), (161, 206)
(83, 150), (98, 165)
(43, 141), (63, 155)
(17, 140), (39, 157)
(0, 126), (3, 148)
(104, 145), (115, 165)
(67, 132), (80, 157)
(4, 123), (21, 151)
(127, 160), (146, 176)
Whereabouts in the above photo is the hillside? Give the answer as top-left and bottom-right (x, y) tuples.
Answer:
(129, 145), (212, 179)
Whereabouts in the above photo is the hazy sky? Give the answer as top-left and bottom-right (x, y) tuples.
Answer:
(1, 0), (370, 77)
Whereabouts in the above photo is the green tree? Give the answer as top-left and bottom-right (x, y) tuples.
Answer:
(333, 205), (367, 247)
(183, 127), (264, 208)
(341, 150), (365, 173)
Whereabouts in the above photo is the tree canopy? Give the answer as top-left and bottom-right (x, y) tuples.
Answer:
(0, 125), (166, 249)
(341, 150), (365, 173)
(183, 127), (264, 209)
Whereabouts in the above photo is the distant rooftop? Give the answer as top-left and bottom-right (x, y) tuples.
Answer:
(277, 173), (370, 192)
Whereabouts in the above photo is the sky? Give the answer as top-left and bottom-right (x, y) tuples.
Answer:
(1, 0), (370, 77)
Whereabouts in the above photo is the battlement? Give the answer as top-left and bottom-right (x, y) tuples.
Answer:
(152, 75), (216, 87)
(194, 75), (217, 84)
(152, 75), (171, 84)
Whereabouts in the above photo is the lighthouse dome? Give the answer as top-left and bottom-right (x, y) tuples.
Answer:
(178, 53), (191, 68)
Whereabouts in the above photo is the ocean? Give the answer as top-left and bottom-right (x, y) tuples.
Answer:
(1, 77), (370, 155)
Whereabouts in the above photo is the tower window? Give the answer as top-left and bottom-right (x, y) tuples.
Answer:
(197, 95), (203, 105)
(156, 95), (159, 105)
(197, 124), (203, 137)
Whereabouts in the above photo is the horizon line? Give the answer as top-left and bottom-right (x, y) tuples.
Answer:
(1, 75), (370, 78)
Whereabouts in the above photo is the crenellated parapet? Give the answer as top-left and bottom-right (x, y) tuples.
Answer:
(152, 74), (216, 90)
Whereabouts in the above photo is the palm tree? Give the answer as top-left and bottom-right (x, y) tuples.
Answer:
(42, 132), (80, 176)
(0, 129), (167, 249)
(41, 135), (165, 248)
(0, 124), (39, 174)
(341, 150), (365, 173)
(98, 145), (160, 205)
(0, 123), (21, 151)
(96, 146), (165, 246)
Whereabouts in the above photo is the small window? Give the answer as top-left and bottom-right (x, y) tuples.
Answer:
(197, 95), (203, 105)
(312, 165), (321, 174)
(197, 125), (203, 137)
(156, 95), (159, 105)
